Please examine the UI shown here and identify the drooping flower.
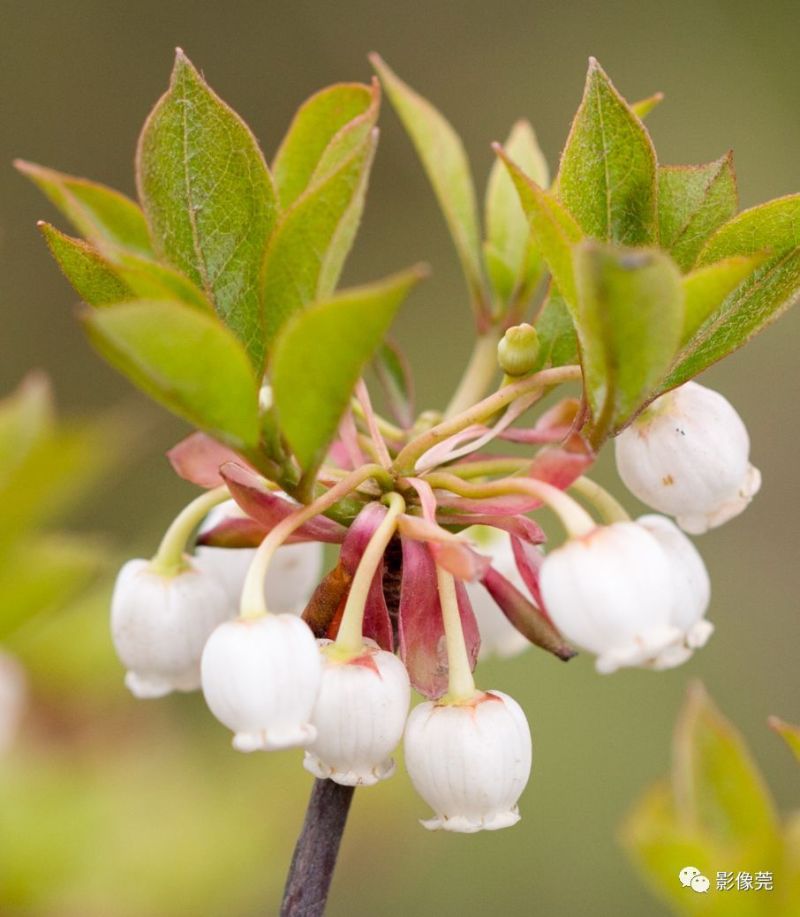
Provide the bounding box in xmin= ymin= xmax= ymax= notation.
xmin=637 ymin=514 xmax=713 ymax=664
xmin=304 ymin=639 xmax=410 ymax=785
xmin=200 ymin=614 xmax=322 ymax=752
xmin=111 ymin=558 xmax=232 ymax=698
xmin=195 ymin=500 xmax=323 ymax=613
xmin=404 ymin=690 xmax=532 ymax=833
xmin=615 ymin=382 xmax=761 ymax=534
xmin=539 ymin=522 xmax=684 ymax=673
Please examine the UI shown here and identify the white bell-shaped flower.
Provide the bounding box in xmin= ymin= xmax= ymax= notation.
xmin=615 ymin=381 xmax=761 ymax=534
xmin=111 ymin=558 xmax=232 ymax=698
xmin=539 ymin=522 xmax=684 ymax=673
xmin=304 ymin=639 xmax=410 ymax=786
xmin=404 ymin=690 xmax=532 ymax=833
xmin=0 ymin=650 xmax=27 ymax=754
xmin=465 ymin=527 xmax=532 ymax=660
xmin=195 ymin=500 xmax=323 ymax=613
xmin=201 ymin=613 xmax=322 ymax=752
xmin=637 ymin=514 xmax=713 ymax=665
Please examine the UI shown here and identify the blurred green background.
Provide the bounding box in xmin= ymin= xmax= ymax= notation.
xmin=1 ymin=1 xmax=798 ymax=914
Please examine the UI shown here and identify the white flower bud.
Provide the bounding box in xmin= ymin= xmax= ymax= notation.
xmin=404 ymin=691 xmax=532 ymax=833
xmin=111 ymin=558 xmax=232 ymax=698
xmin=615 ymin=382 xmax=761 ymax=534
xmin=201 ymin=614 xmax=322 ymax=752
xmin=303 ymin=640 xmax=410 ymax=786
xmin=539 ymin=522 xmax=684 ymax=673
xmin=196 ymin=500 xmax=323 ymax=613
xmin=637 ymin=514 xmax=713 ymax=663
xmin=465 ymin=527 xmax=532 ymax=659
xmin=0 ymin=650 xmax=26 ymax=754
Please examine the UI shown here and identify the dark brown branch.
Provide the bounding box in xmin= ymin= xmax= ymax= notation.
xmin=280 ymin=778 xmax=355 ymax=917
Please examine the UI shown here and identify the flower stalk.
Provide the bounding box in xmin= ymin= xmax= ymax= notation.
xmin=437 ymin=564 xmax=477 ymax=703
xmin=150 ymin=485 xmax=230 ymax=577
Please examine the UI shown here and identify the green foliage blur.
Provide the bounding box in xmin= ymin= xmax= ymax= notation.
xmin=1 ymin=1 xmax=798 ymax=915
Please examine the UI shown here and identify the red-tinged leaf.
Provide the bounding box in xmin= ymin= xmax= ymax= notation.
xmin=511 ymin=536 xmax=547 ymax=615
xmin=528 ymin=438 xmax=594 ymax=490
xmin=480 ymin=566 xmax=575 ymax=660
xmin=196 ymin=515 xmax=270 ymax=548
xmin=398 ymin=538 xmax=479 ymax=699
xmin=303 ymin=564 xmax=352 ymax=638
xmin=220 ymin=462 xmax=346 ymax=543
xmin=167 ymin=432 xmax=244 ymax=487
xmin=439 ymin=513 xmax=546 ymax=545
xmin=397 ymin=514 xmax=490 ymax=581
xmin=330 ymin=502 xmax=393 ymax=650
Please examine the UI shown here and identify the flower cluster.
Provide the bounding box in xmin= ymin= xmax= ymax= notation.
xmin=110 ymin=374 xmax=757 ymax=832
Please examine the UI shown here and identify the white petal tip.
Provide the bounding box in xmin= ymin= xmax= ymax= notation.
xmin=303 ymin=753 xmax=396 ymax=786
xmin=419 ymin=809 xmax=521 ymax=833
xmin=233 ymin=724 xmax=317 ymax=753
xmin=124 ymin=671 xmax=185 ymax=699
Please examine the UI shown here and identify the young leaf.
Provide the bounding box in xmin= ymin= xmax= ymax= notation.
xmin=696 ymin=193 xmax=800 ymax=263
xmin=40 ymin=223 xmax=214 ymax=312
xmin=261 ymin=131 xmax=378 ymax=348
xmin=530 ymin=286 xmax=578 ymax=371
xmin=372 ymin=340 xmax=415 ymax=429
xmin=272 ymin=81 xmax=378 ymax=208
xmin=673 ymin=682 xmax=778 ymax=844
xmin=664 ymin=195 xmax=800 ymax=387
xmin=630 ymin=91 xmax=664 ymax=120
xmin=136 ymin=50 xmax=278 ymax=365
xmin=39 ymin=223 xmax=134 ymax=307
xmin=82 ymin=300 xmax=260 ymax=449
xmin=658 ymin=154 xmax=738 ymax=271
xmin=108 ymin=251 xmax=213 ymax=312
xmin=14 ymin=159 xmax=153 ymax=256
xmin=680 ymin=255 xmax=764 ymax=343
xmin=573 ymin=241 xmax=683 ymax=440
xmin=494 ymin=146 xmax=582 ymax=307
xmin=271 ymin=267 xmax=426 ymax=471
xmin=557 ymin=59 xmax=657 ymax=245
xmin=485 ymin=119 xmax=549 ymax=307
xmin=370 ymin=54 xmax=488 ymax=319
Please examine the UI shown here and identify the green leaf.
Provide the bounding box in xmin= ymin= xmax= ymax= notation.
xmin=372 ymin=340 xmax=415 ymax=429
xmin=370 ymin=54 xmax=488 ymax=319
xmin=40 ymin=223 xmax=214 ymax=312
xmin=658 ymin=154 xmax=738 ymax=271
xmin=39 ymin=223 xmax=134 ymax=307
xmin=82 ymin=300 xmax=260 ymax=449
xmin=108 ymin=251 xmax=213 ymax=312
xmin=630 ymin=91 xmax=664 ymax=120
xmin=261 ymin=131 xmax=378 ymax=349
xmin=271 ymin=267 xmax=426 ymax=471
xmin=485 ymin=119 xmax=549 ymax=308
xmin=0 ymin=373 xmax=54 ymax=482
xmin=697 ymin=193 xmax=800 ymax=264
xmin=557 ymin=58 xmax=657 ymax=245
xmin=531 ymin=286 xmax=578 ymax=371
xmin=674 ymin=682 xmax=778 ymax=845
xmin=14 ymin=159 xmax=153 ymax=256
xmin=495 ymin=146 xmax=583 ymax=307
xmin=681 ymin=255 xmax=764 ymax=343
xmin=272 ymin=81 xmax=378 ymax=208
xmin=667 ymin=261 xmax=800 ymax=388
xmin=769 ymin=716 xmax=800 ymax=764
xmin=136 ymin=50 xmax=278 ymax=365
xmin=573 ymin=241 xmax=683 ymax=440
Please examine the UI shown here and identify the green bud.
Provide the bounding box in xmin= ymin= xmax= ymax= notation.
xmin=497 ymin=324 xmax=540 ymax=376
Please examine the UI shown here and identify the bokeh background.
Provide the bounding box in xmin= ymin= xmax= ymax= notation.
xmin=1 ymin=1 xmax=798 ymax=914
